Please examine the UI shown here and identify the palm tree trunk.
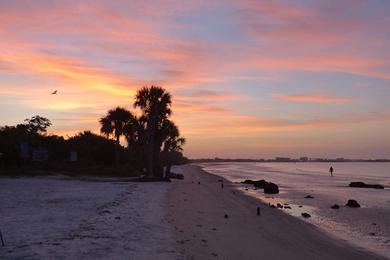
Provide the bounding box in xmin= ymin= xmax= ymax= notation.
xmin=153 ymin=145 xmax=162 ymax=179
xmin=115 ymin=136 xmax=120 ymax=166
xmin=147 ymin=114 xmax=157 ymax=179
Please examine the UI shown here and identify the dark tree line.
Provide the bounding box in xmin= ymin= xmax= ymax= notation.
xmin=0 ymin=86 xmax=188 ymax=177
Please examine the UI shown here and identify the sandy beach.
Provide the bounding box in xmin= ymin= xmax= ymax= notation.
xmin=0 ymin=176 xmax=181 ymax=259
xmin=0 ymin=166 xmax=388 ymax=259
xmin=168 ymin=165 xmax=387 ymax=260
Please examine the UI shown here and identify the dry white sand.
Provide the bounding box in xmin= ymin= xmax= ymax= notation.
xmin=0 ymin=175 xmax=182 ymax=259
xmin=168 ymin=165 xmax=387 ymax=260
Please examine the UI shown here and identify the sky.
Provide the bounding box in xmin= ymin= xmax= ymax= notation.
xmin=1 ymin=0 xmax=390 ymax=159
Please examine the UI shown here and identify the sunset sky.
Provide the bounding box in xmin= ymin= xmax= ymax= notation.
xmin=1 ymin=0 xmax=389 ymax=159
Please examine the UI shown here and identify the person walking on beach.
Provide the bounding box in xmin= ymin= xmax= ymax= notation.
xmin=329 ymin=166 xmax=334 ymax=177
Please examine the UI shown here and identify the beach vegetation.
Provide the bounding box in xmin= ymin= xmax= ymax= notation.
xmin=0 ymin=86 xmax=188 ymax=178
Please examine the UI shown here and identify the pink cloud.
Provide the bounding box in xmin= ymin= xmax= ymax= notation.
xmin=271 ymin=93 xmax=351 ymax=104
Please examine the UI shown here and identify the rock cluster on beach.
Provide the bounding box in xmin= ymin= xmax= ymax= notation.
xmin=241 ymin=179 xmax=279 ymax=194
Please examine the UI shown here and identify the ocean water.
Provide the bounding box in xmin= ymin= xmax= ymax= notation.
xmin=200 ymin=162 xmax=390 ymax=184
xmin=199 ymin=162 xmax=390 ymax=257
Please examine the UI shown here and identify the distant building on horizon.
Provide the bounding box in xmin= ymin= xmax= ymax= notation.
xmin=275 ymin=157 xmax=291 ymax=162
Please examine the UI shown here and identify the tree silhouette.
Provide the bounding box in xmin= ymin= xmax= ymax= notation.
xmin=99 ymin=107 xmax=134 ymax=165
xmin=68 ymin=131 xmax=116 ymax=166
xmin=23 ymin=115 xmax=51 ymax=135
xmin=99 ymin=117 xmax=113 ymax=139
xmin=134 ymin=86 xmax=172 ymax=179
xmin=161 ymin=120 xmax=186 ymax=176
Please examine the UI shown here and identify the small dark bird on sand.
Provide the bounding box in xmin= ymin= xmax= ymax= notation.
xmin=51 ymin=90 xmax=57 ymax=95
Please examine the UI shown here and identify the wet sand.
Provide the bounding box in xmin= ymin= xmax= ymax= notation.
xmin=168 ymin=165 xmax=386 ymax=260
xmin=200 ymin=162 xmax=390 ymax=257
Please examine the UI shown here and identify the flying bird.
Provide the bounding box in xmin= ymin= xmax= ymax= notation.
xmin=51 ymin=90 xmax=57 ymax=95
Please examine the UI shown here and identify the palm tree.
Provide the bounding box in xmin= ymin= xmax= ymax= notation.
xmin=123 ymin=115 xmax=142 ymax=148
xmin=99 ymin=117 xmax=113 ymax=139
xmin=161 ymin=120 xmax=186 ymax=177
xmin=99 ymin=107 xmax=134 ymax=165
xmin=134 ymin=86 xmax=172 ymax=179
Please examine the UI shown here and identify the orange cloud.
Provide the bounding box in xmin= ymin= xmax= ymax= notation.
xmin=271 ymin=93 xmax=351 ymax=104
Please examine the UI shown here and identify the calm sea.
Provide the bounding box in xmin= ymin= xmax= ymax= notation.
xmin=200 ymin=162 xmax=390 ymax=184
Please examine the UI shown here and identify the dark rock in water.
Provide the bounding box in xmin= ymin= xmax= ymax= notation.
xmin=241 ymin=179 xmax=279 ymax=194
xmin=298 ymin=205 xmax=303 ymax=208
xmin=115 ymin=216 xmax=121 ymax=220
xmin=242 ymin=179 xmax=268 ymax=188
xmin=331 ymin=204 xmax=340 ymax=209
xmin=242 ymin=179 xmax=255 ymax=184
xmin=304 ymin=195 xmax=314 ymax=199
xmin=277 ymin=203 xmax=283 ymax=208
xmin=349 ymin=182 xmax=384 ymax=189
xmin=269 ymin=203 xmax=276 ymax=208
xmin=301 ymin=213 xmax=311 ymax=218
xmin=369 ymin=232 xmax=376 ymax=236
xmin=198 ymin=181 xmax=200 ymax=185
xmin=346 ymin=199 xmax=360 ymax=208
xmin=284 ymin=206 xmax=291 ymax=209
xmin=253 ymin=180 xmax=269 ymax=189
xmin=224 ymin=214 xmax=229 ymax=219
xmin=264 ymin=182 xmax=279 ymax=194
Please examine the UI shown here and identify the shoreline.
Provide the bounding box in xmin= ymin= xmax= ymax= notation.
xmin=199 ymin=162 xmax=390 ymax=258
xmin=168 ymin=164 xmax=386 ymax=259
